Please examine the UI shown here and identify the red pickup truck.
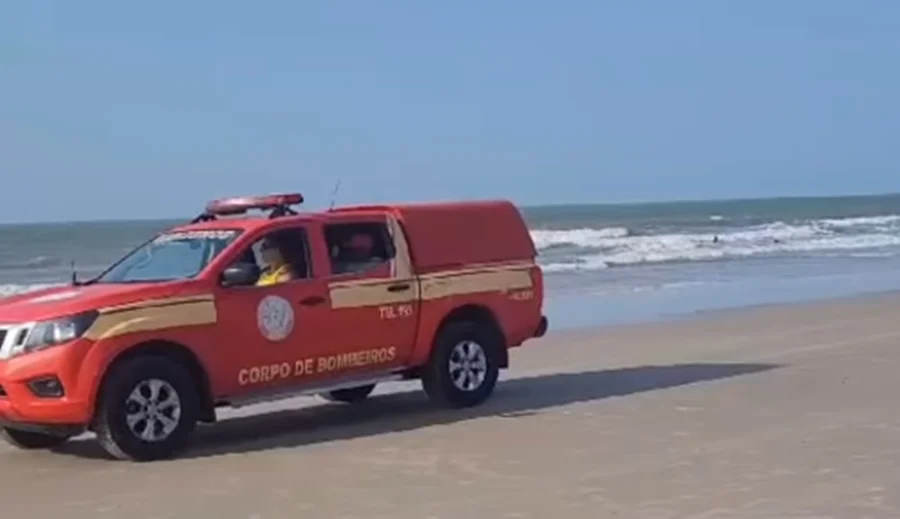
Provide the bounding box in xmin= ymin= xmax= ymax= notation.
xmin=0 ymin=193 xmax=547 ymax=461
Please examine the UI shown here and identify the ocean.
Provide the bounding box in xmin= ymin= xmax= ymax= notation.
xmin=4 ymin=193 xmax=900 ymax=329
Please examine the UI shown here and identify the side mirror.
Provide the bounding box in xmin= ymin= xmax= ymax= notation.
xmin=220 ymin=263 xmax=261 ymax=287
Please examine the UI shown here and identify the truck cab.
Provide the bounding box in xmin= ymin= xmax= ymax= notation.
xmin=0 ymin=193 xmax=547 ymax=461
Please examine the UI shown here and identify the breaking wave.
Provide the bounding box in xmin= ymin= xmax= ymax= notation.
xmin=0 ymin=256 xmax=64 ymax=271
xmin=2 ymin=214 xmax=900 ymax=298
xmin=0 ymin=283 xmax=63 ymax=298
xmin=533 ymin=214 xmax=900 ymax=273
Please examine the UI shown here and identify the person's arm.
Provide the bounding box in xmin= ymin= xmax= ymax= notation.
xmin=274 ymin=271 xmax=293 ymax=283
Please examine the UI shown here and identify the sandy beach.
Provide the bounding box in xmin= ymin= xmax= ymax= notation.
xmin=2 ymin=291 xmax=900 ymax=518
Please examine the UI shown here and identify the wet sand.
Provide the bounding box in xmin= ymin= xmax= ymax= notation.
xmin=3 ymin=292 xmax=900 ymax=518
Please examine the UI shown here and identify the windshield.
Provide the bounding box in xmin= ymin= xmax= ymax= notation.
xmin=95 ymin=229 xmax=241 ymax=284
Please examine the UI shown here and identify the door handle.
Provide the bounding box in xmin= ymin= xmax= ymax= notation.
xmin=299 ymin=295 xmax=326 ymax=306
xmin=387 ymin=283 xmax=411 ymax=293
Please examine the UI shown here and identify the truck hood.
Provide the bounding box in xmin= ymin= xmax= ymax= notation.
xmin=0 ymin=282 xmax=198 ymax=324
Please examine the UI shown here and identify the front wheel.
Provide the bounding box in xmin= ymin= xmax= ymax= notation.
xmin=93 ymin=356 xmax=199 ymax=461
xmin=422 ymin=320 xmax=501 ymax=408
xmin=1 ymin=427 xmax=72 ymax=450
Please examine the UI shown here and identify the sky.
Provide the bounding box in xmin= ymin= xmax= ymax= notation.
xmin=2 ymin=1 xmax=900 ymax=223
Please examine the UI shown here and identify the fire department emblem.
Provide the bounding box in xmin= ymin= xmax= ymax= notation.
xmin=257 ymin=295 xmax=294 ymax=342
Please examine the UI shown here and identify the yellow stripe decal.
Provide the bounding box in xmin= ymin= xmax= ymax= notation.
xmin=421 ymin=268 xmax=532 ymax=301
xmin=419 ymin=261 xmax=535 ymax=280
xmin=85 ymin=297 xmax=218 ymax=340
xmin=329 ymin=278 xmax=419 ymax=309
xmin=100 ymin=294 xmax=216 ymax=314
xmin=326 ymin=263 xmax=534 ymax=309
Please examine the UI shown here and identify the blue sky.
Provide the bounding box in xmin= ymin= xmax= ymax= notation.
xmin=2 ymin=1 xmax=900 ymax=223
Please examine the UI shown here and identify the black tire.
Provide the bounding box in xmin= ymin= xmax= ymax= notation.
xmin=93 ymin=355 xmax=199 ymax=462
xmin=421 ymin=320 xmax=501 ymax=408
xmin=1 ymin=427 xmax=71 ymax=450
xmin=319 ymin=384 xmax=377 ymax=403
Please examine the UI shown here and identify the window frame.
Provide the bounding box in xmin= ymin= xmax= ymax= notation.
xmin=219 ymin=224 xmax=315 ymax=290
xmin=323 ymin=220 xmax=396 ymax=279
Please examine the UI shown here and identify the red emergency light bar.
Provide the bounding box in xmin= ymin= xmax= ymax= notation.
xmin=193 ymin=193 xmax=304 ymax=222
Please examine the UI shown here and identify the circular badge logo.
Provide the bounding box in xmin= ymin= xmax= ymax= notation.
xmin=256 ymin=295 xmax=295 ymax=342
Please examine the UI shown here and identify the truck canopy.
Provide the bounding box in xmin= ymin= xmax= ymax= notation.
xmin=334 ymin=200 xmax=535 ymax=271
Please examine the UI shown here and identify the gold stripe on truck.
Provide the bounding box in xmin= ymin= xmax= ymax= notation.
xmin=420 ymin=260 xmax=536 ymax=280
xmin=326 ymin=262 xmax=534 ymax=309
xmin=80 ymin=262 xmax=535 ymax=338
xmin=329 ymin=278 xmax=420 ymax=309
xmin=420 ymin=266 xmax=533 ymax=301
xmin=101 ymin=294 xmax=216 ymax=314
xmin=84 ymin=294 xmax=218 ymax=341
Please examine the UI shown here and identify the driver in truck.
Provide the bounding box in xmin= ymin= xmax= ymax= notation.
xmin=256 ymin=237 xmax=296 ymax=286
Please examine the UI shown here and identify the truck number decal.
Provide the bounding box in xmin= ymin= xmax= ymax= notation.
xmin=509 ymin=289 xmax=534 ymax=301
xmin=379 ymin=303 xmax=414 ymax=320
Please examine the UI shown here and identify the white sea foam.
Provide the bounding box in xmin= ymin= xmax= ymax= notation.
xmin=2 ymin=214 xmax=899 ymax=297
xmin=533 ymin=214 xmax=900 ymax=272
xmin=817 ymin=215 xmax=900 ymax=228
xmin=0 ymin=283 xmax=63 ymax=299
xmin=530 ymin=227 xmax=630 ymax=249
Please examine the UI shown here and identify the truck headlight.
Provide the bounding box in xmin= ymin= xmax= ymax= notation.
xmin=15 ymin=310 xmax=99 ymax=356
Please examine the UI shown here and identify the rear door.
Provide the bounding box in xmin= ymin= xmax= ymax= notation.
xmin=320 ymin=212 xmax=420 ymax=373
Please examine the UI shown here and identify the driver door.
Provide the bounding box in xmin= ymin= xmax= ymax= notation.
xmin=212 ymin=224 xmax=333 ymax=397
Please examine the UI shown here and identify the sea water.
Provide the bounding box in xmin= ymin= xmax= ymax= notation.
xmin=3 ymin=193 xmax=900 ymax=330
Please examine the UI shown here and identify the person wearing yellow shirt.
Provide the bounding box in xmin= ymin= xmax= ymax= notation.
xmin=256 ymin=237 xmax=296 ymax=286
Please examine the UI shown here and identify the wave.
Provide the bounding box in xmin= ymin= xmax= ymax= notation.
xmin=0 ymin=283 xmax=63 ymax=298
xmin=0 ymin=256 xmax=64 ymax=271
xmin=534 ymin=214 xmax=900 ymax=273
xmin=2 ymin=214 xmax=898 ymax=295
xmin=817 ymin=215 xmax=900 ymax=228
xmin=530 ymin=226 xmax=630 ymax=249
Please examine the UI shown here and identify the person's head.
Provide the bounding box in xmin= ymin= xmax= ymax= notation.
xmin=259 ymin=237 xmax=286 ymax=268
xmin=343 ymin=233 xmax=373 ymax=259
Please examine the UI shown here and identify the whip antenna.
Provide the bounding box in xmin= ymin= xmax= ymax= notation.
xmin=328 ymin=178 xmax=342 ymax=210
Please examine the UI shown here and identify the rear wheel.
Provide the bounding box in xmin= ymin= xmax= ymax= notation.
xmin=1 ymin=427 xmax=72 ymax=450
xmin=422 ymin=320 xmax=501 ymax=408
xmin=93 ymin=356 xmax=199 ymax=461
xmin=319 ymin=384 xmax=376 ymax=403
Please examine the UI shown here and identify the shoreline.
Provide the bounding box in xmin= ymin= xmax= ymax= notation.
xmin=541 ymin=285 xmax=900 ymax=341
xmin=542 ymin=263 xmax=900 ymax=332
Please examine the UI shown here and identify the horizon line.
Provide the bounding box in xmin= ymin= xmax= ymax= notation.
xmin=3 ymin=190 xmax=900 ymax=227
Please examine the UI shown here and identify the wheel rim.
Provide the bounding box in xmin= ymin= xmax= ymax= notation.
xmin=449 ymin=340 xmax=488 ymax=392
xmin=124 ymin=378 xmax=182 ymax=443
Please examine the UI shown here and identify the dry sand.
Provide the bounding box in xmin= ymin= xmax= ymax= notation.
xmin=3 ymin=292 xmax=900 ymax=518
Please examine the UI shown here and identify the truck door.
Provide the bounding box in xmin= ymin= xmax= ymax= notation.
xmin=212 ymin=223 xmax=335 ymax=396
xmin=320 ymin=213 xmax=420 ymax=373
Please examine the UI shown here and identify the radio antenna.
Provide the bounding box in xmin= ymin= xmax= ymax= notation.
xmin=328 ymin=178 xmax=342 ymax=210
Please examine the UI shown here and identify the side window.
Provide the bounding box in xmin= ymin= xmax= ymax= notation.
xmin=231 ymin=227 xmax=312 ymax=283
xmin=324 ymin=221 xmax=395 ymax=276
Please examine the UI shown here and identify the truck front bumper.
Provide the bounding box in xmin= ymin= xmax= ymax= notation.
xmin=0 ymin=344 xmax=93 ymax=428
